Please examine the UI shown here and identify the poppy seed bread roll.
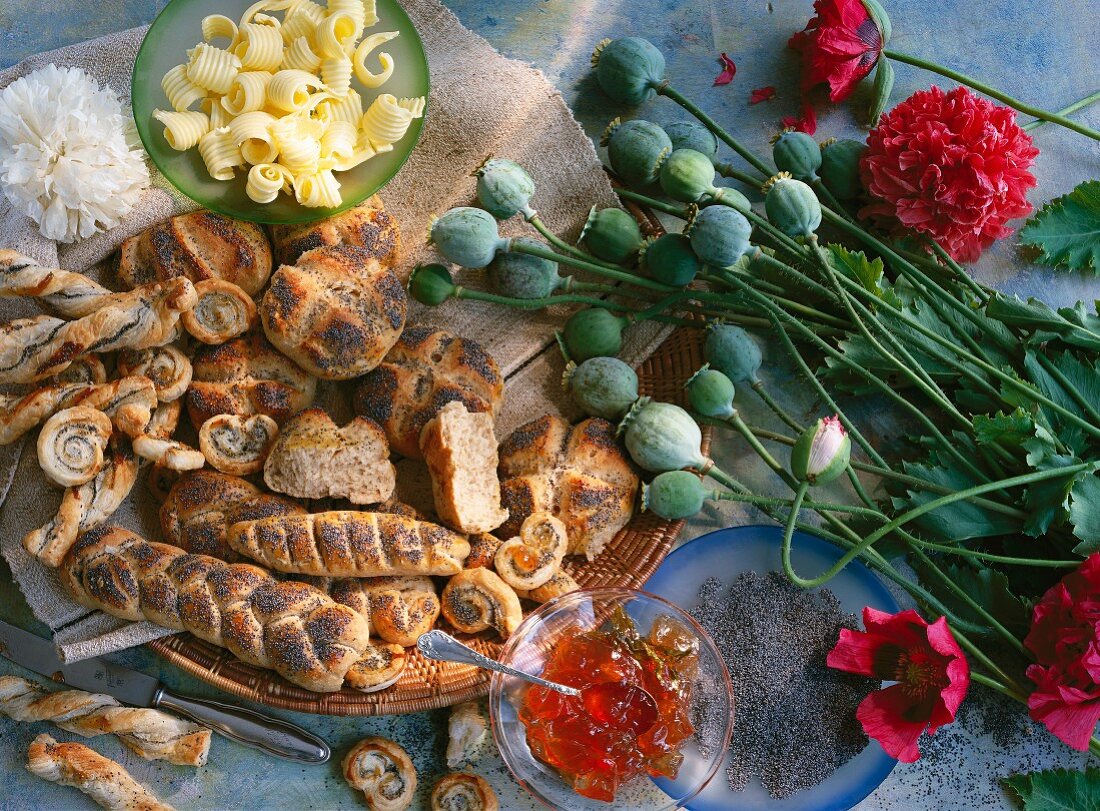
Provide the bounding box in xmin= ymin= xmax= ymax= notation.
xmin=269 ymin=194 xmax=401 ymax=269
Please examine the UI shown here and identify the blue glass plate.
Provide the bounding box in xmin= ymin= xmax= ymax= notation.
xmin=644 ymin=525 xmax=899 ymax=811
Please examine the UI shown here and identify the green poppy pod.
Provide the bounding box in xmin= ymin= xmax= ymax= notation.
xmin=687 ymin=205 xmax=752 ymax=267
xmin=603 ymin=118 xmax=672 ymax=187
xmin=408 ymin=264 xmax=458 ymax=306
xmin=772 ymin=131 xmax=822 ymax=182
xmin=820 ymin=138 xmax=868 ymax=201
xmin=592 ymin=37 xmax=666 ymax=105
xmin=563 ymin=356 xmax=639 ymax=419
xmin=664 ymin=120 xmax=719 ymax=158
xmin=619 ymin=397 xmax=708 ymax=473
xmin=474 ymin=158 xmax=536 ymax=220
xmin=429 ymin=207 xmax=507 ymax=269
xmin=685 ymin=364 xmax=736 ymax=419
xmin=642 ymin=233 xmax=700 ymax=287
xmin=763 ymin=174 xmax=822 ymax=238
xmin=642 ymin=470 xmax=707 ymax=520
xmin=659 ymin=148 xmax=719 ymax=203
xmin=791 ymin=415 xmax=851 ymax=485
xmin=580 ymin=206 xmax=643 ymax=264
xmin=487 ymin=238 xmax=566 ymax=299
xmin=561 ymin=308 xmax=629 ymax=362
xmin=704 ymin=323 xmax=761 ymax=384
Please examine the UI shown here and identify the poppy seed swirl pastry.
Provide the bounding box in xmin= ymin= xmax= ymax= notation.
xmin=37 ymin=406 xmax=113 ymax=487
xmin=317 ymin=576 xmax=440 ymax=648
xmin=342 ymin=737 xmax=417 ymax=811
xmin=198 ymin=413 xmax=279 ymax=475
xmin=430 ymin=773 xmax=499 ymax=811
xmin=117 ymin=346 xmax=193 ymax=403
xmin=181 ymin=279 xmax=257 ymax=344
xmin=440 ymin=568 xmax=522 ymax=638
xmin=494 ymin=512 xmax=568 ymax=592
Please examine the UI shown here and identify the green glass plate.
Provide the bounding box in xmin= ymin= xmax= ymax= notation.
xmin=132 ymin=0 xmax=429 ymax=224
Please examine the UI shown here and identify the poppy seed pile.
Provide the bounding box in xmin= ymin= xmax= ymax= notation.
xmin=690 ymin=572 xmax=877 ymax=799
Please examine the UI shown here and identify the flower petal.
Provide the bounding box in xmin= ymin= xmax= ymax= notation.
xmin=856 ymin=684 xmax=930 ymax=762
xmin=750 ymin=86 xmax=777 ymax=105
xmin=714 ymin=53 xmax=736 ymax=86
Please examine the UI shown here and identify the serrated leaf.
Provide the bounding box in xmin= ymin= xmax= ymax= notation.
xmin=1023 ymin=452 xmax=1081 ymax=537
xmin=986 ymin=295 xmax=1100 ymax=352
xmin=972 ymin=409 xmax=1035 ymax=448
xmin=1069 ymin=473 xmax=1100 ymax=555
xmin=1003 ymin=766 xmax=1100 ymax=811
xmin=913 ymin=560 xmax=1030 ymax=638
xmin=827 ymin=243 xmax=898 ymax=304
xmin=894 ymin=458 xmax=1021 ymax=541
xmin=1019 ymin=180 xmax=1100 ymax=273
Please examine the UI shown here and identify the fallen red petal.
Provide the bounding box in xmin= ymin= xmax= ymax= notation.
xmin=750 ymin=86 xmax=777 ymax=105
xmin=713 ymin=53 xmax=736 ymax=86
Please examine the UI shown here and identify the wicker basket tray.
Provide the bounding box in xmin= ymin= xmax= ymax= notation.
xmin=147 ymin=198 xmax=710 ymax=716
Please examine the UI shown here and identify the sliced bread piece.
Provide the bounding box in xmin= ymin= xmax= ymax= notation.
xmin=419 ymin=401 xmax=508 ymax=534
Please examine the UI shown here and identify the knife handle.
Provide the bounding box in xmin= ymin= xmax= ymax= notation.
xmin=153 ymin=687 xmax=330 ymax=763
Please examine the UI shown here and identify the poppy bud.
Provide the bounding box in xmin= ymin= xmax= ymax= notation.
xmin=580 ymin=206 xmax=643 ymax=264
xmin=408 ymin=264 xmax=458 ymax=306
xmin=763 ymin=173 xmax=822 ymax=238
xmin=791 ymin=415 xmax=851 ymax=485
xmin=664 ymin=120 xmax=719 ymax=158
xmin=592 ymin=37 xmax=666 ymax=105
xmin=429 ymin=207 xmax=508 ymax=268
xmin=819 ymin=138 xmax=867 ymax=201
xmin=487 ymin=237 xmax=567 ymax=299
xmin=868 ymin=57 xmax=895 ymax=126
xmin=772 ymin=130 xmax=822 ymax=182
xmin=603 ymin=118 xmax=672 ymax=186
xmin=561 ymin=308 xmax=629 ymax=362
xmin=685 ymin=364 xmax=736 ymax=419
xmin=474 ymin=157 xmax=536 ymax=220
xmin=686 ymin=205 xmax=752 ymax=267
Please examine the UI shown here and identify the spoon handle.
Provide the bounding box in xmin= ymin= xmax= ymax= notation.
xmin=416 ymin=630 xmax=581 ymax=697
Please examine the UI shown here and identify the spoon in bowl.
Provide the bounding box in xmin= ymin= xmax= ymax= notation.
xmin=417 ymin=630 xmax=659 ymax=734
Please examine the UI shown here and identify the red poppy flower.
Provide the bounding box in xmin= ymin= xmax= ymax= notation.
xmin=714 ymin=53 xmax=736 ymax=86
xmin=1023 ymin=554 xmax=1100 ymax=750
xmin=782 ymin=111 xmax=816 ymax=134
xmin=788 ymin=0 xmax=884 ymax=103
xmin=750 ymin=86 xmax=777 ymax=105
xmin=827 ymin=607 xmax=970 ymax=762
xmin=859 ymin=85 xmax=1039 ymax=262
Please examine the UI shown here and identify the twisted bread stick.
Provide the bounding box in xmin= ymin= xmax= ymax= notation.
xmin=0 ymin=376 xmax=158 ymax=445
xmin=0 ymin=676 xmax=210 ymax=766
xmin=0 ymin=250 xmax=113 ymax=318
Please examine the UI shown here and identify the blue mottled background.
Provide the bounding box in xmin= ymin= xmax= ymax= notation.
xmin=1 ymin=1 xmax=1098 ymax=809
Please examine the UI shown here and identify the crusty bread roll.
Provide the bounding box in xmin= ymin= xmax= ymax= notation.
xmin=419 ymin=401 xmax=508 ymax=534
xmin=441 ymin=568 xmax=522 ymax=638
xmin=117 ymin=210 xmax=273 ymax=296
xmin=317 ymin=576 xmax=440 ymax=647
xmin=59 ymin=526 xmax=372 ymax=692
xmin=227 ymin=511 xmax=470 ymax=577
xmin=269 ymin=194 xmax=401 ymax=269
xmin=354 ymin=326 xmax=504 ymax=459
xmin=259 ymin=244 xmax=407 ymax=380
xmin=463 ymin=533 xmax=503 ymax=570
xmin=342 ymin=736 xmax=417 ymax=811
xmin=26 ymin=733 xmax=176 ymax=811
xmin=0 ymin=676 xmax=210 ymax=767
xmin=497 ymin=415 xmax=639 ymax=561
xmin=263 ymin=409 xmax=395 ymax=504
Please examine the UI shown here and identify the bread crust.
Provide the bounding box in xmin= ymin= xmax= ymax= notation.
xmin=269 ymin=195 xmax=401 ymax=270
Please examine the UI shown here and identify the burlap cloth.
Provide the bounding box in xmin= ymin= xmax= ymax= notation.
xmin=0 ymin=0 xmax=668 ymax=663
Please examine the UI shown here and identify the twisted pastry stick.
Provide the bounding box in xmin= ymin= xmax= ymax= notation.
xmin=342 ymin=737 xmax=417 ymax=811
xmin=0 ymin=376 xmax=157 ymax=445
xmin=494 ymin=512 xmax=568 ymax=591
xmin=118 ymin=346 xmax=193 ymax=402
xmin=0 ymin=277 xmax=196 ymax=383
xmin=24 ymin=436 xmax=138 ymax=567
xmin=0 ymin=250 xmax=113 ymax=318
xmin=37 ymin=406 xmax=113 ymax=487
xmin=59 ymin=525 xmax=373 ymax=692
xmin=0 ymin=676 xmax=210 ymax=766
xmin=198 ymin=413 xmax=278 ymax=475
xmin=181 ymin=279 xmax=257 ymax=344
xmin=26 ymin=733 xmax=176 ymax=811
xmin=132 ymin=436 xmax=206 ymax=471
xmin=440 ymin=568 xmax=522 ymax=638
xmin=145 ymin=400 xmax=182 ymax=441
xmin=430 ymin=773 xmax=499 ymax=811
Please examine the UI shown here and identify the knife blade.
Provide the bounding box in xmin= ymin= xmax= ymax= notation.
xmin=0 ymin=620 xmax=330 ymax=764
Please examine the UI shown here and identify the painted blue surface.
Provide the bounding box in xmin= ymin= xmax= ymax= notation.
xmin=1 ymin=0 xmax=1098 ymax=809
xmin=644 ymin=525 xmax=899 ymax=811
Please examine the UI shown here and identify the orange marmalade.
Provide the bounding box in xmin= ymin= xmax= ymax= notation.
xmin=518 ymin=608 xmax=699 ymax=802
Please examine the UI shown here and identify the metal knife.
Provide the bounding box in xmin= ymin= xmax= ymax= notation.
xmin=0 ymin=620 xmax=330 ymax=764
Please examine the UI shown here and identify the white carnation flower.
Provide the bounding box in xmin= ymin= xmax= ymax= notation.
xmin=0 ymin=64 xmax=150 ymax=243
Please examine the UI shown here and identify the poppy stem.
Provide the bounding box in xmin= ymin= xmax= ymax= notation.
xmin=750 ymin=380 xmax=804 ymax=433
xmin=1022 ymin=89 xmax=1100 ymax=132
xmin=527 ymin=213 xmax=616 ymax=267
xmin=969 ymin=673 xmax=1027 ymax=704
xmin=882 ymin=49 xmax=1100 ymax=141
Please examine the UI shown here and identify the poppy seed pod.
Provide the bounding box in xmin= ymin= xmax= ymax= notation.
xmin=686 ymin=205 xmax=752 ymax=267
xmin=664 ymin=120 xmax=719 ymax=158
xmin=487 ymin=237 xmax=567 ymax=299
xmin=642 ymin=233 xmax=700 ymax=287
xmin=763 ymin=173 xmax=822 ymax=238
xmin=819 ymin=138 xmax=868 ymax=201
xmin=685 ymin=364 xmax=736 ymax=419
xmin=643 ymin=470 xmax=707 ymax=520
xmin=580 ymin=206 xmax=643 ymax=264
xmin=592 ymin=37 xmax=666 ymax=104
xmin=564 ymin=356 xmax=639 ymax=419
xmin=619 ymin=397 xmax=709 ymax=473
xmin=772 ymin=130 xmax=822 ymax=182
xmin=561 ymin=308 xmax=630 ymax=362
xmin=603 ymin=118 xmax=672 ymax=186
xmin=791 ymin=415 xmax=851 ymax=485
xmin=704 ymin=323 xmax=761 ymax=384
xmin=474 ymin=157 xmax=536 ymax=220
xmin=408 ymin=264 xmax=458 ymax=306
xmin=429 ymin=207 xmax=508 ymax=268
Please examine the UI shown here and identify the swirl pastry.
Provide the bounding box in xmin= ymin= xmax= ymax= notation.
xmin=463 ymin=533 xmax=502 ymax=570
xmin=446 ymin=701 xmax=487 ymax=769
xmin=23 ymin=437 xmax=138 ymax=567
xmin=145 ymin=400 xmax=183 ymax=441
xmin=51 ymin=356 xmax=107 ymax=385
xmin=342 ymin=737 xmax=417 ymax=811
xmin=0 ymin=377 xmax=157 ymax=445
xmin=0 ymin=277 xmax=196 ymax=384
xmin=343 ymin=641 xmax=406 ymax=694
xmin=430 ymin=774 xmax=499 ymax=811
xmin=514 ymin=570 xmax=580 ymax=604
xmin=494 ymin=513 xmax=568 ymax=592
xmin=335 ymin=576 xmax=439 ymax=647
xmin=118 ymin=346 xmax=193 ymax=403
xmin=132 ymin=436 xmax=206 ymax=471
xmin=181 ymin=279 xmax=258 ymax=344
xmin=198 ymin=413 xmax=278 ymax=475
xmin=37 ymin=407 xmax=113 ymax=487
xmin=441 ymin=569 xmax=522 ymax=638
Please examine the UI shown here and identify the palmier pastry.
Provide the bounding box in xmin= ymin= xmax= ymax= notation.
xmin=269 ymin=195 xmax=400 ymax=268
xmin=494 ymin=513 xmax=568 ymax=591
xmin=117 ymin=210 xmax=273 ymax=296
xmin=259 ymin=244 xmax=407 ymax=380
xmin=181 ymin=278 xmax=257 ymax=344
xmin=37 ymin=407 xmax=113 ymax=487
xmin=342 ymin=737 xmax=417 ymax=811
xmin=198 ymin=413 xmax=279 ymax=475
xmin=514 ymin=570 xmax=580 ymax=604
xmin=354 ymin=326 xmax=503 ymax=459
xmin=441 ymin=568 xmax=522 ymax=638
xmin=117 ymin=346 xmax=193 ymax=403
xmin=431 ymin=774 xmax=499 ymax=811
xmin=132 ymin=436 xmax=205 ymax=471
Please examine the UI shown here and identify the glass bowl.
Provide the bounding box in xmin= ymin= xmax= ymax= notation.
xmin=131 ymin=0 xmax=430 ymax=224
xmin=489 ymin=588 xmax=733 ymax=811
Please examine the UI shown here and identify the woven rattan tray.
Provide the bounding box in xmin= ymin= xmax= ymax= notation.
xmin=147 ymin=199 xmax=710 ymax=716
